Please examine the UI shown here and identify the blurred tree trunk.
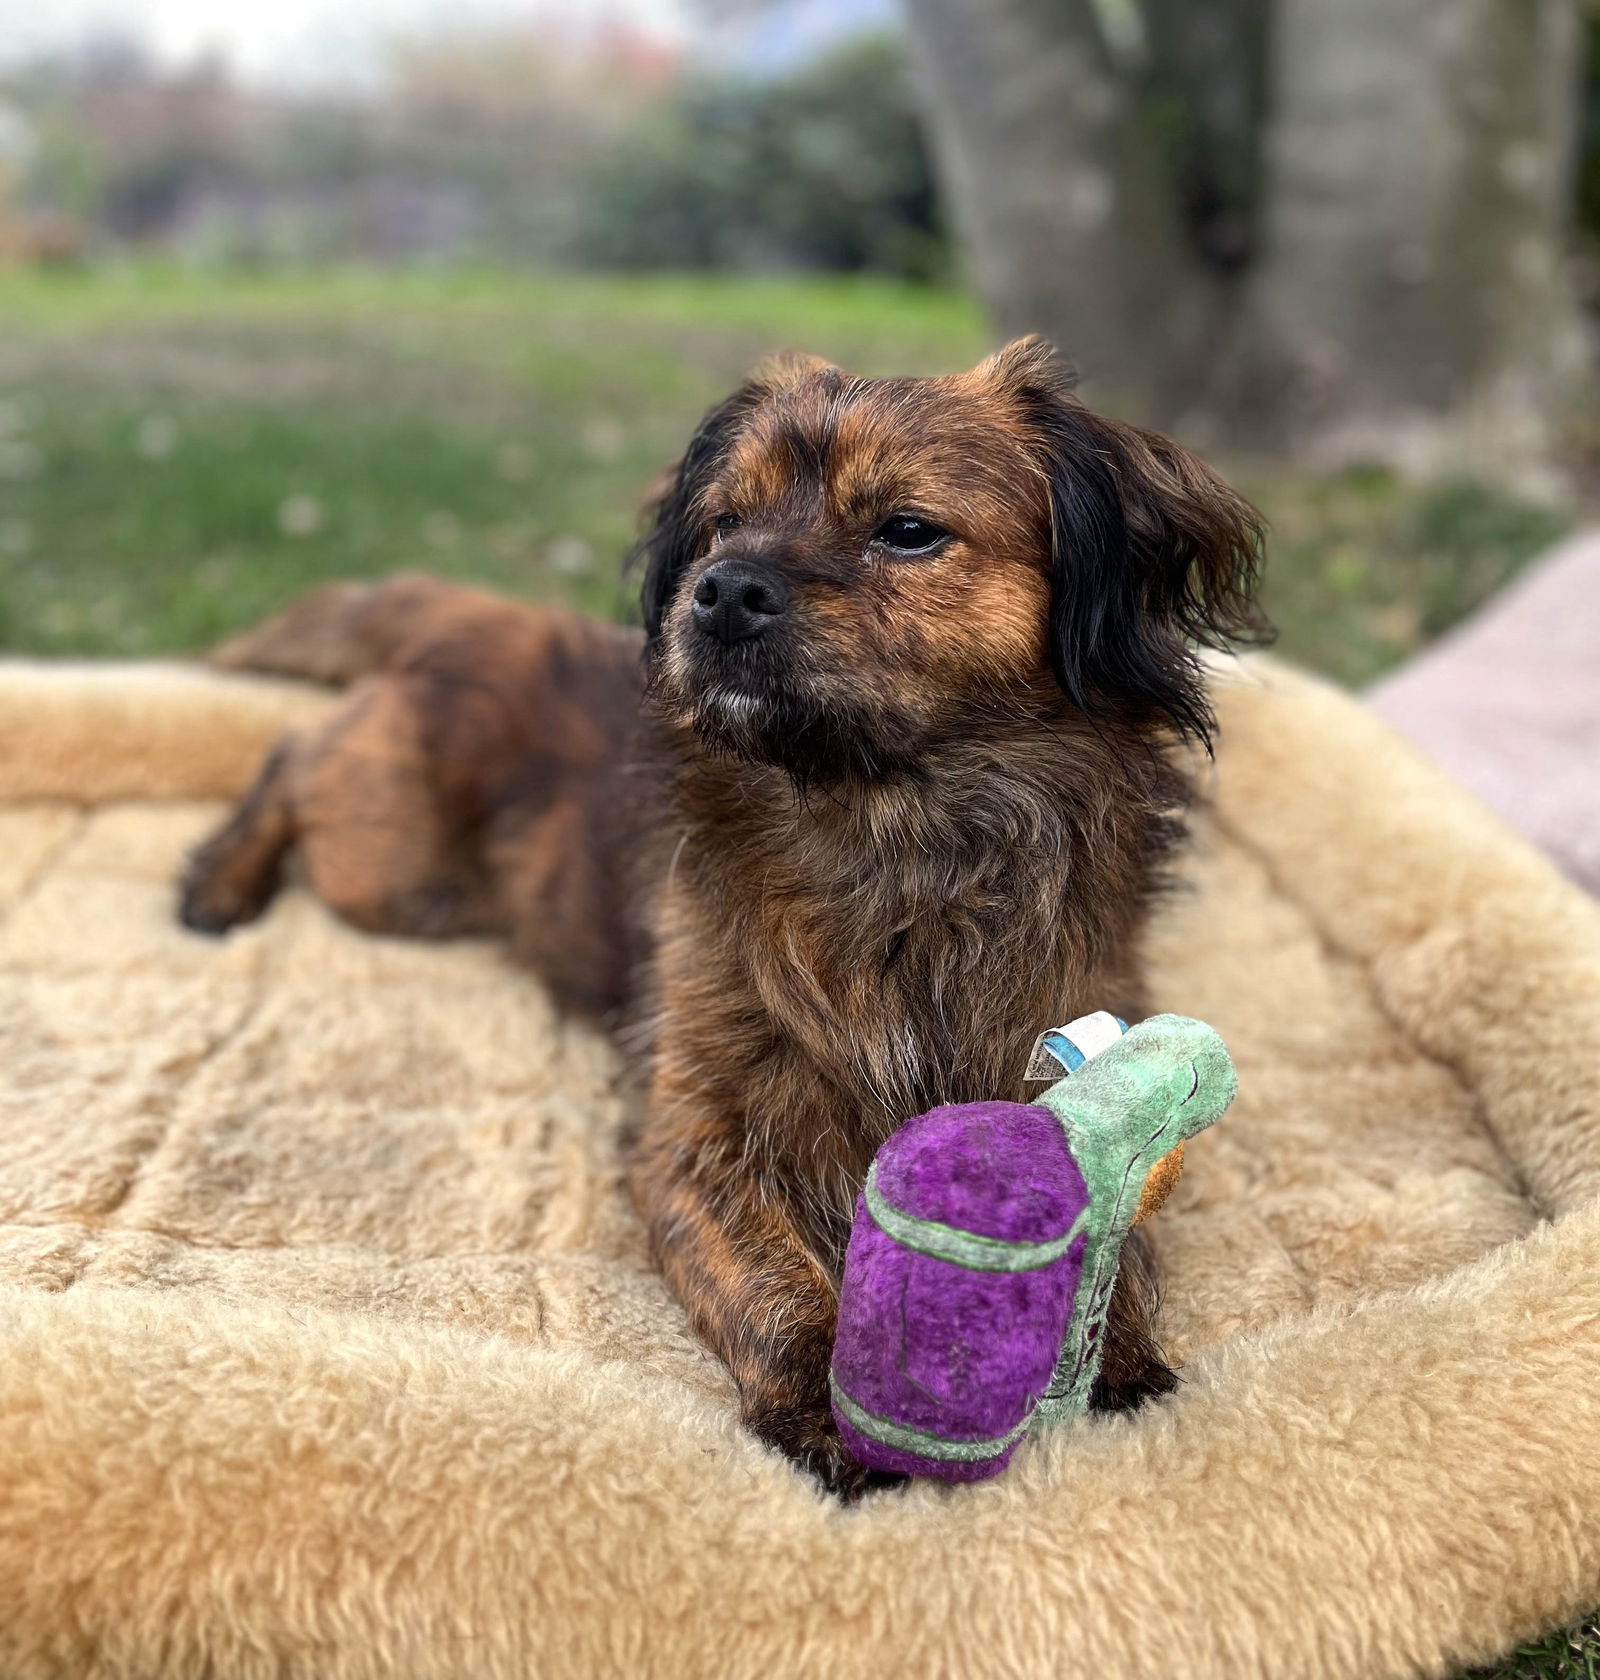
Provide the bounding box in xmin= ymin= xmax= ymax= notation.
xmin=1229 ymin=0 xmax=1582 ymax=476
xmin=901 ymin=0 xmax=1204 ymax=420
xmin=902 ymin=0 xmax=1586 ymax=482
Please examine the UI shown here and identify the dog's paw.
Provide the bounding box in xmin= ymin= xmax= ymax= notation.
xmin=176 ymin=841 xmax=277 ymax=935
xmin=746 ymin=1403 xmax=909 ymax=1504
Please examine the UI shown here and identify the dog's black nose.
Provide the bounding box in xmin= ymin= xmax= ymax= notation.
xmin=692 ymin=559 xmax=789 ymax=645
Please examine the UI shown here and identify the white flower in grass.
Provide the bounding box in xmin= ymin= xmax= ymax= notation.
xmin=581 ymin=416 xmax=624 ymax=461
xmin=0 ymin=440 xmax=42 ymax=479
xmin=136 ymin=415 xmax=179 ymax=460
xmin=547 ymin=535 xmax=593 ymax=575
xmin=277 ymin=494 xmax=324 ymax=538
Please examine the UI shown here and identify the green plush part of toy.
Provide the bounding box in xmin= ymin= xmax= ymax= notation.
xmin=1031 ymin=1014 xmax=1237 ymax=1422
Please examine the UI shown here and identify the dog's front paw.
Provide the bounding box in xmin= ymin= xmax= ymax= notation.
xmin=177 ymin=839 xmax=275 ymax=935
xmin=175 ymin=743 xmax=295 ymax=936
xmin=746 ymin=1403 xmax=908 ymax=1503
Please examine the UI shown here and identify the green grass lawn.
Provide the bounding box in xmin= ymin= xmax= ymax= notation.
xmin=0 ymin=264 xmax=1588 ymax=1679
xmin=0 ymin=264 xmax=1568 ymax=683
xmin=1463 ymin=1621 xmax=1600 ymax=1680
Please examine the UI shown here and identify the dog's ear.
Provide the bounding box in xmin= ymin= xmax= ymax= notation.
xmin=636 ymin=380 xmax=766 ymax=647
xmin=981 ymin=337 xmax=1269 ymax=746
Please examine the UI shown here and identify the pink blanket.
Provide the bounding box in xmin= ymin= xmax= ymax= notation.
xmin=1370 ymin=529 xmax=1600 ymax=893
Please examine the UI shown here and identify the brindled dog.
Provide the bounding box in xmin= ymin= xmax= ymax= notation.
xmin=179 ymin=337 xmax=1266 ymax=1497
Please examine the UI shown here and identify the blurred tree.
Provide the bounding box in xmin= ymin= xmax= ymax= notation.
xmin=573 ymin=35 xmax=947 ymax=280
xmin=902 ymin=0 xmax=1587 ymax=479
xmin=1577 ymin=3 xmax=1600 ymax=298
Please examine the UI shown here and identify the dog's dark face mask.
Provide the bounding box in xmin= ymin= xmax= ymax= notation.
xmin=636 ymin=340 xmax=1267 ymax=786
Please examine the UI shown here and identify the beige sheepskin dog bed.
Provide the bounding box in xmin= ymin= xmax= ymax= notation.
xmin=1 ymin=653 xmax=1598 ymax=1680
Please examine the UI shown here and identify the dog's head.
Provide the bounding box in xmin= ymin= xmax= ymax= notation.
xmin=639 ymin=337 xmax=1266 ymax=782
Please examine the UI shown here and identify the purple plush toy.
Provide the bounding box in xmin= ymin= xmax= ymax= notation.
xmin=829 ymin=1012 xmax=1236 ymax=1481
xmin=829 ymin=1101 xmax=1089 ymax=1480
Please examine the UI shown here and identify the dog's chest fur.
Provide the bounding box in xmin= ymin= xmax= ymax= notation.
xmin=651 ymin=719 xmax=1173 ymax=1207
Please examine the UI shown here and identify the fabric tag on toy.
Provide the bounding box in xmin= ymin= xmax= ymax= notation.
xmin=1023 ymin=1011 xmax=1128 ymax=1083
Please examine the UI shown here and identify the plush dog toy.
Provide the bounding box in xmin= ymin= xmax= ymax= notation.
xmin=829 ymin=1013 xmax=1236 ymax=1481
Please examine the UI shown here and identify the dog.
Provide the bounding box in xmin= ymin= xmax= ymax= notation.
xmin=179 ymin=336 xmax=1266 ymax=1497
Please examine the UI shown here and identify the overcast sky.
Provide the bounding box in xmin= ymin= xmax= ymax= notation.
xmin=0 ymin=0 xmax=694 ymax=86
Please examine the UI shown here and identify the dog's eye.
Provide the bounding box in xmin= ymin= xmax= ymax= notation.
xmin=873 ymin=515 xmax=948 ymax=555
xmin=713 ymin=512 xmax=743 ymax=534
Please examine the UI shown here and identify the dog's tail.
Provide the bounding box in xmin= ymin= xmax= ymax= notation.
xmin=208 ymin=574 xmax=461 ymax=687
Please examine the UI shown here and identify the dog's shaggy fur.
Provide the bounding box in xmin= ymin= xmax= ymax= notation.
xmin=179 ymin=337 xmax=1265 ymax=1495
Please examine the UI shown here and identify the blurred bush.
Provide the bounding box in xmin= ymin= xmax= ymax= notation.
xmin=570 ymin=37 xmax=946 ymax=280
xmin=0 ymin=29 xmax=668 ymax=268
xmin=0 ymin=31 xmax=944 ymax=281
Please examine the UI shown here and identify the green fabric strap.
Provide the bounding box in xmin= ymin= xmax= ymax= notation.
xmin=864 ymin=1159 xmax=1088 ymax=1273
xmin=829 ymin=1376 xmax=1031 ymax=1463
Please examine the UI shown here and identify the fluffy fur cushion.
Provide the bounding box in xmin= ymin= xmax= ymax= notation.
xmin=0 ymin=654 xmax=1597 ymax=1680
